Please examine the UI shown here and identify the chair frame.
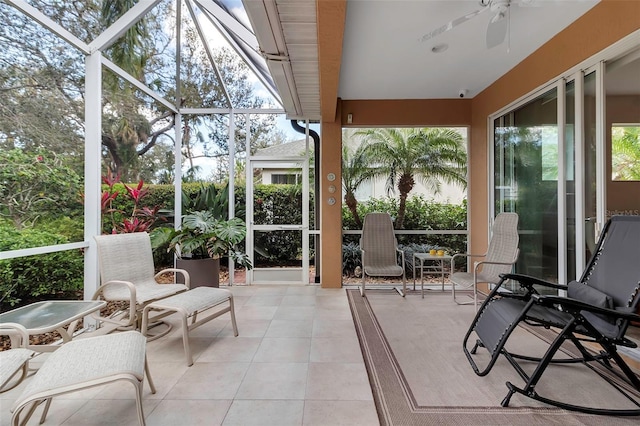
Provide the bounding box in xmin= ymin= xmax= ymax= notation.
xmin=359 ymin=212 xmax=406 ymax=297
xmin=0 ymin=323 xmax=35 ymax=394
xmin=451 ymin=212 xmax=519 ymax=309
xmin=93 ymin=232 xmax=190 ymax=338
xmin=450 ymin=250 xmax=519 ymax=308
xmin=10 ymin=331 xmax=156 ymax=426
xmin=463 ymin=216 xmax=640 ymax=416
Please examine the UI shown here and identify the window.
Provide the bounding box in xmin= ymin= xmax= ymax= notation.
xmin=611 ymin=125 xmax=640 ymax=181
xmin=271 ymin=174 xmax=299 ymax=184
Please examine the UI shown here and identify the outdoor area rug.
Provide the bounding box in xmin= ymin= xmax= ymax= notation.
xmin=347 ymin=288 xmax=640 ymax=425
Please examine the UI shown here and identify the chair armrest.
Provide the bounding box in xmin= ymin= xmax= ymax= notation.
xmin=451 ymin=252 xmax=487 ymax=273
xmin=452 ymin=253 xmax=487 ymax=261
xmin=474 ymin=259 xmax=517 ymax=268
xmin=155 ymin=268 xmax=191 ymax=289
xmin=500 ymin=273 xmax=568 ymax=292
xmin=532 ymin=294 xmax=640 ymax=323
xmin=92 ymin=280 xmax=137 ymax=327
xmin=0 ymin=323 xmax=30 ymax=348
xmin=473 ymin=248 xmax=520 ymax=271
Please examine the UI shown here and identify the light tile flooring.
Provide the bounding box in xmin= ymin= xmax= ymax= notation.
xmin=1 ymin=285 xmax=380 ymax=426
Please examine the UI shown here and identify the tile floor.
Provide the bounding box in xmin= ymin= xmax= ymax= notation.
xmin=0 ymin=285 xmax=380 ymax=426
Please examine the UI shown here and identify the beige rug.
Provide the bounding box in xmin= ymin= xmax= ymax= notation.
xmin=347 ymin=288 xmax=640 ymax=425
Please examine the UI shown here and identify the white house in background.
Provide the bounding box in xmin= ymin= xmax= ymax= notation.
xmin=255 ymin=137 xmax=467 ymax=204
xmin=254 ymin=139 xmax=310 ymax=184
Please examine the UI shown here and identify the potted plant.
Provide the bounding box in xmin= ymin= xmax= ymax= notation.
xmin=150 ymin=210 xmax=252 ymax=288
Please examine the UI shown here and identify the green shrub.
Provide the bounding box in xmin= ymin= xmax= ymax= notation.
xmin=342 ymin=242 xmax=361 ymax=276
xmin=38 ymin=217 xmax=84 ymax=242
xmin=144 ymin=183 xmax=316 ymax=267
xmin=252 ymin=184 xmax=315 ymax=264
xmin=342 ymin=196 xmax=467 ymax=255
xmin=0 ymin=226 xmax=83 ymax=308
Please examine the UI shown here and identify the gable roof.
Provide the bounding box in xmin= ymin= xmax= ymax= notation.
xmin=255 ymin=139 xmax=309 ymax=157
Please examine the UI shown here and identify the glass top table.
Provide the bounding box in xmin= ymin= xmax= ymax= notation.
xmin=0 ymin=300 xmax=106 ymax=352
xmin=412 ymin=253 xmax=453 ymax=298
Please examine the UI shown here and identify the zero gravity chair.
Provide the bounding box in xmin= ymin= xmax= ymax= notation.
xmin=463 ymin=215 xmax=640 ymax=415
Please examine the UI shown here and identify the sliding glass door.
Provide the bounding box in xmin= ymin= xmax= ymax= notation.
xmin=493 ymin=88 xmax=559 ymax=283
xmin=581 ymin=70 xmax=600 ymax=273
xmin=493 ymin=46 xmax=640 ymax=287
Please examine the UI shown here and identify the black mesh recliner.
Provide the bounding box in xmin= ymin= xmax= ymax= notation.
xmin=463 ymin=215 xmax=640 ymax=416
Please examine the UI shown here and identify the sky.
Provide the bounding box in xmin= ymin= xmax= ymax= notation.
xmin=184 ymin=0 xmax=321 ymax=179
xmin=198 ymin=1 xmax=317 ymax=142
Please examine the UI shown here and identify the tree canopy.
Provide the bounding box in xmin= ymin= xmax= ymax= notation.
xmin=355 ymin=128 xmax=467 ymax=229
xmin=0 ymin=0 xmax=286 ymax=186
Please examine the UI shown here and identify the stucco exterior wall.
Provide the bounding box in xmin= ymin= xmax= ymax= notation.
xmin=469 ymin=0 xmax=640 ymax=258
xmin=317 ymin=0 xmax=640 ymax=287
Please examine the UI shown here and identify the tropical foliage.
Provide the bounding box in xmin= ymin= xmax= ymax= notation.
xmin=0 ymin=0 xmax=286 ymax=184
xmin=612 ymin=126 xmax=640 ymax=180
xmin=0 ymin=149 xmax=82 ymax=229
xmin=101 ymin=172 xmax=164 ymax=234
xmin=150 ymin=211 xmax=252 ymax=269
xmin=341 ymin=129 xmax=377 ymax=228
xmin=354 ymin=128 xmax=467 ymax=229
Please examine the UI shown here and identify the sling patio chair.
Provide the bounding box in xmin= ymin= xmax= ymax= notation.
xmin=450 ymin=212 xmax=519 ymax=309
xmin=463 ymin=215 xmax=640 ymax=416
xmin=360 ymin=212 xmax=406 ymax=297
xmin=93 ymin=232 xmax=190 ymax=336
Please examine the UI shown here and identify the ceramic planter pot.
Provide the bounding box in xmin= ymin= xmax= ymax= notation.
xmin=176 ymin=257 xmax=220 ymax=288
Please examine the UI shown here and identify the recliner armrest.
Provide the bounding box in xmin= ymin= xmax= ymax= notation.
xmin=532 ymin=293 xmax=640 ymax=323
xmin=500 ymin=273 xmax=568 ymax=291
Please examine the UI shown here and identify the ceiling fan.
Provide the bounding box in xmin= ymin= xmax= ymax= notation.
xmin=420 ymin=0 xmax=535 ymax=49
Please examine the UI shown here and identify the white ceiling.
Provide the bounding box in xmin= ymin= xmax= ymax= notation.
xmin=338 ymin=0 xmax=600 ymax=100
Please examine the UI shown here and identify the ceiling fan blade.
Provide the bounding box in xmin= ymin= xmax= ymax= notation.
xmin=518 ymin=0 xmax=540 ymax=7
xmin=486 ymin=11 xmax=508 ymax=49
xmin=420 ymin=8 xmax=487 ymax=42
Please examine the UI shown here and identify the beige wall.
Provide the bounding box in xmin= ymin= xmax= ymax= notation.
xmin=468 ymin=0 xmax=640 ymax=256
xmin=317 ymin=0 xmax=640 ymax=287
xmin=340 ymin=99 xmax=472 ymax=127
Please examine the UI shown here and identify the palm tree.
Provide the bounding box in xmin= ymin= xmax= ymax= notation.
xmin=612 ymin=126 xmax=640 ymax=180
xmin=357 ymin=128 xmax=467 ymax=229
xmin=341 ymin=129 xmax=377 ymax=228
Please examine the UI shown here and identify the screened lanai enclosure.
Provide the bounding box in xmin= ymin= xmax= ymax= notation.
xmin=0 ymin=0 xmax=319 ymax=309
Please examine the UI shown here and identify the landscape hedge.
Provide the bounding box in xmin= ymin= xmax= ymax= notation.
xmin=2 ymin=184 xmax=467 ymax=307
xmin=0 ymin=225 xmax=83 ymax=308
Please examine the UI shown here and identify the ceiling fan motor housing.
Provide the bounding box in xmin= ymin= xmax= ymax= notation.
xmin=490 ymin=0 xmax=510 ymax=14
